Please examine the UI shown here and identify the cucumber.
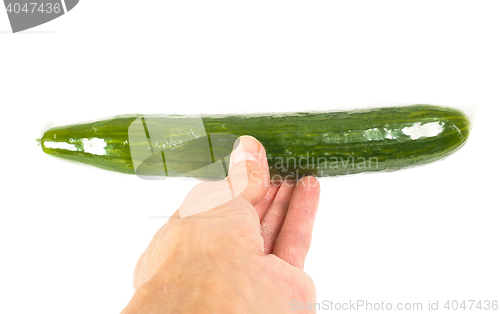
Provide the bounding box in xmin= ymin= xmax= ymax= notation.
xmin=39 ymin=105 xmax=470 ymax=179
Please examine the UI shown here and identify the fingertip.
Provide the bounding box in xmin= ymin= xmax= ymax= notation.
xmin=229 ymin=136 xmax=267 ymax=172
xmin=227 ymin=136 xmax=270 ymax=206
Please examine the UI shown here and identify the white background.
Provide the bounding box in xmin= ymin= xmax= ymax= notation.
xmin=1 ymin=1 xmax=499 ymax=313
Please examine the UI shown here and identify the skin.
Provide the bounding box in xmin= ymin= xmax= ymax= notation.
xmin=121 ymin=136 xmax=321 ymax=314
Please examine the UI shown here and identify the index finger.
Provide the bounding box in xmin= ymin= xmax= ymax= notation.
xmin=272 ymin=176 xmax=320 ymax=269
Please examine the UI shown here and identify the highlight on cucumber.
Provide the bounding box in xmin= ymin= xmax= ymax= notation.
xmin=39 ymin=104 xmax=470 ymax=180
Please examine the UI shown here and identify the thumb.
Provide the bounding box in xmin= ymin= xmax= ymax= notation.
xmin=227 ymin=136 xmax=270 ymax=206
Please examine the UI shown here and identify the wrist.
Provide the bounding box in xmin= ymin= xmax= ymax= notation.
xmin=124 ymin=249 xmax=259 ymax=313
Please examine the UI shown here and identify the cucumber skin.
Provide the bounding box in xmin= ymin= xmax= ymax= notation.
xmin=40 ymin=105 xmax=470 ymax=179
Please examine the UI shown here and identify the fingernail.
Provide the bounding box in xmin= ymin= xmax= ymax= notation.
xmin=230 ymin=136 xmax=260 ymax=169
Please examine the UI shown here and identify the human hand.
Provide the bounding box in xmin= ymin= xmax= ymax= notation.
xmin=121 ymin=136 xmax=321 ymax=313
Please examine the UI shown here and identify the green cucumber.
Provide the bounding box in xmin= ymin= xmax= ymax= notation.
xmin=39 ymin=105 xmax=470 ymax=179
